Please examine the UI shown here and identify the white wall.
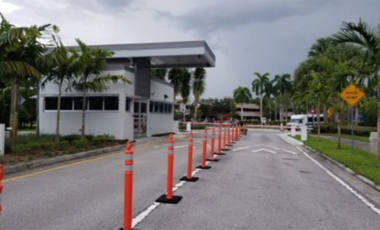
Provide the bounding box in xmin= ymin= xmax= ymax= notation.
xmin=147 ymin=78 xmax=174 ymax=136
xmin=39 ymin=68 xmax=136 ymax=140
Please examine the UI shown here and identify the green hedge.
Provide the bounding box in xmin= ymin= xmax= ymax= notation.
xmin=311 ymin=124 xmax=377 ymax=137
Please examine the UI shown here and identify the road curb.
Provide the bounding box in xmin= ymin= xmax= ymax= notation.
xmin=301 ymin=145 xmax=380 ymax=193
xmin=3 ymin=139 xmax=166 ymax=175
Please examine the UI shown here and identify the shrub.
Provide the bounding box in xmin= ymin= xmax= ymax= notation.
xmin=40 ymin=142 xmax=55 ymax=150
xmin=73 ymin=138 xmax=89 ymax=148
xmin=311 ymin=124 xmax=376 ymax=137
xmin=58 ymin=140 xmax=70 ymax=148
xmin=362 ymin=100 xmax=377 ymax=127
xmin=62 ymin=134 xmax=82 ymax=143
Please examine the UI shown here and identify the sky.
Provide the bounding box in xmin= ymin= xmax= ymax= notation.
xmin=1 ymin=0 xmax=380 ymax=98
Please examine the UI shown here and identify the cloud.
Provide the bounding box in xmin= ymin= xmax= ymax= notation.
xmin=0 ymin=0 xmax=22 ymax=14
xmin=3 ymin=0 xmax=380 ymax=99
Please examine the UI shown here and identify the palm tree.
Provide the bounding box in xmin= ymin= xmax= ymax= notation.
xmin=180 ymin=69 xmax=191 ymax=105
xmin=271 ymin=74 xmax=292 ymax=121
xmin=0 ymin=14 xmax=65 ymax=150
xmin=150 ymin=69 xmax=167 ymax=80
xmin=168 ymin=68 xmax=184 ymax=103
xmin=251 ymin=72 xmax=270 ymax=122
xmin=233 ymin=86 xmax=252 ymax=120
xmin=70 ymin=39 xmax=132 ymax=137
xmin=192 ymin=67 xmax=206 ymax=120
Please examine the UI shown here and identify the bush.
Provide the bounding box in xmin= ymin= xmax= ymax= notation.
xmin=311 ymin=124 xmax=376 ymax=137
xmin=72 ymin=138 xmax=89 ymax=148
xmin=62 ymin=134 xmax=82 ymax=143
xmin=362 ymin=100 xmax=377 ymax=127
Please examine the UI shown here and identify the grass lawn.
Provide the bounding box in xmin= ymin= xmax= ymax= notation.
xmin=319 ymin=133 xmax=369 ymax=142
xmin=294 ymin=135 xmax=380 ymax=186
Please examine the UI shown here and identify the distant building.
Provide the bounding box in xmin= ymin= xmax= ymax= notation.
xmin=236 ymin=103 xmax=260 ymax=120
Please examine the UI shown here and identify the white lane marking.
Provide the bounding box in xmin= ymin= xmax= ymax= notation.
xmin=131 ymin=154 xmax=217 ymax=228
xmin=296 ymin=146 xmax=380 ymax=216
xmin=265 ymin=145 xmax=298 ymax=155
xmin=174 ymin=145 xmax=188 ymax=149
xmin=232 ymin=146 xmax=253 ymax=152
xmin=154 ymin=145 xmax=160 ymax=148
xmin=251 ymin=148 xmax=277 ymax=154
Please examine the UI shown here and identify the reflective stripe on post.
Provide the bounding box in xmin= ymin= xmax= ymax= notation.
xmin=124 ymin=141 xmax=134 ymax=230
xmin=218 ymin=125 xmax=222 ymax=153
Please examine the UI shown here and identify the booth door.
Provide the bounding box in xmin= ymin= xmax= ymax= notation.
xmin=133 ymin=100 xmax=147 ymax=138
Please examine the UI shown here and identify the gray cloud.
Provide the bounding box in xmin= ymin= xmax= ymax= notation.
xmin=155 ymin=0 xmax=333 ymax=36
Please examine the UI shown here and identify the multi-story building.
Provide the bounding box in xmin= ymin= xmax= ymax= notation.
xmin=236 ymin=103 xmax=260 ymax=121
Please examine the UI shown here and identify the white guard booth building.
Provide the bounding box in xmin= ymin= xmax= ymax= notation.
xmin=39 ymin=41 xmax=216 ymax=140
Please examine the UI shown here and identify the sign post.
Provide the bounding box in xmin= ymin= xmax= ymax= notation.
xmin=339 ymin=83 xmax=365 ymax=154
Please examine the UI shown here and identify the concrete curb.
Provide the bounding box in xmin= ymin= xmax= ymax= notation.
xmin=301 ymin=145 xmax=380 ymax=192
xmin=4 ymin=139 xmax=167 ymax=175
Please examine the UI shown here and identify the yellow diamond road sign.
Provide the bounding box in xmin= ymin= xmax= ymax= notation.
xmin=339 ymin=83 xmax=365 ymax=107
xmin=327 ymin=108 xmax=332 ymax=118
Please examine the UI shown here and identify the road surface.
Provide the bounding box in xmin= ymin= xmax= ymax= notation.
xmin=1 ymin=130 xmax=380 ymax=230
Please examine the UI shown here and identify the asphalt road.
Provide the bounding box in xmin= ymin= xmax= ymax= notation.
xmin=2 ymin=130 xmax=380 ymax=230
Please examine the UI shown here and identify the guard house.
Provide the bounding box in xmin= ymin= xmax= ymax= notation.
xmin=39 ymin=41 xmax=216 ymax=140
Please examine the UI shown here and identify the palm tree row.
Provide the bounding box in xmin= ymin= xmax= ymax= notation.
xmin=291 ymin=18 xmax=380 ymax=165
xmin=0 ymin=13 xmax=131 ymax=150
xmin=152 ymin=67 xmax=207 ymax=120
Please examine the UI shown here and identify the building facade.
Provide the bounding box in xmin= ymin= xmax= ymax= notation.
xmin=39 ymin=41 xmax=215 ymax=140
xmin=236 ymin=103 xmax=261 ymax=120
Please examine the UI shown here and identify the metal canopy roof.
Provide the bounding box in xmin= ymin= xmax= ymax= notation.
xmin=65 ymin=41 xmax=216 ymax=68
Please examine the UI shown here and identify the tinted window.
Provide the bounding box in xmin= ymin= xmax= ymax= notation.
xmin=149 ymin=101 xmax=154 ymax=112
xmin=141 ymin=102 xmax=147 ymax=113
xmin=159 ymin=102 xmax=164 ymax=113
xmin=126 ymin=97 xmax=131 ymax=111
xmin=104 ymin=97 xmax=119 ymax=110
xmin=163 ymin=103 xmax=167 ymax=113
xmin=60 ymin=97 xmax=73 ymax=110
xmin=168 ymin=104 xmax=172 ymax=113
xmin=134 ymin=102 xmax=139 ymax=113
xmin=88 ymin=97 xmax=103 ymax=110
xmin=45 ymin=97 xmax=57 ymax=110
xmin=74 ymin=97 xmax=84 ymax=110
xmin=154 ymin=102 xmax=159 ymax=112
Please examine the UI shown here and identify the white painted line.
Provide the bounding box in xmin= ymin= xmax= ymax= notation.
xmin=296 ymin=146 xmax=380 ymax=216
xmin=131 ymin=154 xmax=217 ymax=228
xmin=251 ymin=148 xmax=277 ymax=154
xmin=232 ymin=146 xmax=253 ymax=152
xmin=282 ymin=149 xmax=298 ymax=155
xmin=174 ymin=145 xmax=188 ymax=149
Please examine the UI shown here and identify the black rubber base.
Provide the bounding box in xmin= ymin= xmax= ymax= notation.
xmin=118 ymin=228 xmax=139 ymax=230
xmin=206 ymin=158 xmax=220 ymax=162
xmin=155 ymin=194 xmax=182 ymax=204
xmin=196 ymin=165 xmax=211 ymax=169
xmin=215 ymin=152 xmax=227 ymax=155
xmin=231 ymin=141 xmax=236 ymax=144
xmin=221 ymin=148 xmax=230 ymax=151
xmin=226 ymin=144 xmax=233 ymax=147
xmin=180 ymin=176 xmax=199 ymax=182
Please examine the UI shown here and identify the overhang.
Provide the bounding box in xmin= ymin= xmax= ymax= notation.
xmin=65 ymin=40 xmax=216 ymax=68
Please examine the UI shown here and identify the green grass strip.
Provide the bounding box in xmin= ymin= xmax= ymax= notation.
xmin=294 ymin=135 xmax=380 ymax=186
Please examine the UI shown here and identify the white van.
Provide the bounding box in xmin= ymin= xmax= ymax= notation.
xmin=286 ymin=114 xmax=324 ymax=130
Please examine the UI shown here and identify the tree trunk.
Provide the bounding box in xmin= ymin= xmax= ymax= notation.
xmin=81 ymin=90 xmax=87 ymax=137
xmin=355 ymin=106 xmax=359 ymax=125
xmin=36 ymin=82 xmax=40 ymax=137
xmin=9 ymin=78 xmax=19 ymax=151
xmin=240 ymin=104 xmax=243 ymax=120
xmin=260 ymin=94 xmax=263 ymax=123
xmin=55 ymin=81 xmax=63 ymax=144
xmin=194 ymin=97 xmax=199 ymax=120
xmin=377 ymin=102 xmax=380 ymax=167
xmin=317 ymin=98 xmax=321 ymax=141
xmin=274 ymin=102 xmax=277 ymax=121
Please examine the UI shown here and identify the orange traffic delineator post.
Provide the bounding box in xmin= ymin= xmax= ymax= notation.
xmin=196 ymin=128 xmax=212 ymax=169
xmin=0 ymin=165 xmax=3 ymax=217
xmin=235 ymin=124 xmax=239 ymax=141
xmin=226 ymin=124 xmax=233 ymax=147
xmin=122 ymin=142 xmax=134 ymax=230
xmin=180 ymin=130 xmax=199 ymax=182
xmin=221 ymin=124 xmax=230 ymax=151
xmin=156 ymin=134 xmax=183 ymax=204
xmin=207 ymin=127 xmax=220 ymax=162
xmin=217 ymin=124 xmax=227 ymax=155
xmin=231 ymin=125 xmax=236 ymax=143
